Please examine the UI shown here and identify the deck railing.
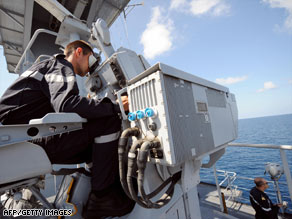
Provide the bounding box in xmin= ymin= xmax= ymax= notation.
xmin=212 ymin=143 xmax=292 ymax=214
xmin=215 ymin=170 xmax=292 ymax=213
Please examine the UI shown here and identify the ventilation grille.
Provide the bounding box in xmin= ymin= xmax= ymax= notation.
xmin=130 ymin=79 xmax=158 ymax=111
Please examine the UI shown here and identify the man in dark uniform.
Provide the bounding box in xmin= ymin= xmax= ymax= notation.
xmin=0 ymin=40 xmax=134 ymax=218
xmin=250 ymin=177 xmax=282 ymax=219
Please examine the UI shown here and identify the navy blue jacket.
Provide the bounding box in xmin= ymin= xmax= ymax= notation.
xmin=0 ymin=54 xmax=119 ymax=125
xmin=250 ymin=187 xmax=279 ymax=219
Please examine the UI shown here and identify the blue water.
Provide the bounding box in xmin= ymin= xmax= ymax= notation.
xmin=200 ymin=114 xmax=292 ymax=206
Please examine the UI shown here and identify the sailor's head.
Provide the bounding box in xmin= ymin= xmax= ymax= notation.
xmin=254 ymin=177 xmax=269 ymax=191
xmin=64 ymin=40 xmax=98 ymax=77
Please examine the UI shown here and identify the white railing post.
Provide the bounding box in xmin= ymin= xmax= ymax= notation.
xmin=280 ymin=149 xmax=292 ymax=205
xmin=213 ymin=165 xmax=224 ymax=212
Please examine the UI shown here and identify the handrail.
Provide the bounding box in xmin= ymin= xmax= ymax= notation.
xmin=234 ymin=175 xmax=288 ymax=186
xmin=228 ymin=142 xmax=292 ymax=150
xmin=15 ymin=29 xmax=59 ymax=74
xmin=227 ymin=142 xmax=292 ymax=206
xmin=214 ymin=169 xmax=292 ymax=212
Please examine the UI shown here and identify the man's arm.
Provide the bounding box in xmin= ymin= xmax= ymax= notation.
xmin=43 ymin=66 xmax=120 ymax=119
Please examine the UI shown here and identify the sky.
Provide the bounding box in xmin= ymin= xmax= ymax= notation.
xmin=0 ymin=0 xmax=292 ymax=119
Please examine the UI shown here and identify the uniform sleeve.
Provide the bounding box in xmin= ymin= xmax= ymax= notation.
xmin=44 ymin=64 xmax=119 ymax=119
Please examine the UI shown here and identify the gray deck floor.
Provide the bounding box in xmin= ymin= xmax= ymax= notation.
xmin=198 ymin=182 xmax=291 ymax=219
xmin=198 ymin=182 xmax=254 ymax=219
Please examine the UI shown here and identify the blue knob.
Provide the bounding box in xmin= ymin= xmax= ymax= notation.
xmin=128 ymin=112 xmax=137 ymax=121
xmin=145 ymin=108 xmax=155 ymax=118
xmin=136 ymin=110 xmax=145 ymax=119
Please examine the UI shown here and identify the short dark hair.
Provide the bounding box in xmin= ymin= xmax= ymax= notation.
xmin=64 ymin=40 xmax=93 ymax=58
xmin=254 ymin=177 xmax=265 ymax=187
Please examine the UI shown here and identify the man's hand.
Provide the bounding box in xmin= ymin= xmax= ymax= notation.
xmin=117 ymin=96 xmax=129 ymax=112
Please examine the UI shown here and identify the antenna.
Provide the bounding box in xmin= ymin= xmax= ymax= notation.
xmin=120 ymin=13 xmax=131 ymax=49
xmin=123 ymin=2 xmax=144 ymax=19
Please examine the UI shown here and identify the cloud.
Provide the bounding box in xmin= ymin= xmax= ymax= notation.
xmin=289 ymin=79 xmax=292 ymax=84
xmin=262 ymin=0 xmax=292 ymax=32
xmin=170 ymin=0 xmax=230 ymax=16
xmin=170 ymin=0 xmax=187 ymax=10
xmin=215 ymin=75 xmax=248 ymax=85
xmin=190 ymin=0 xmax=230 ymax=16
xmin=257 ymin=81 xmax=277 ymax=92
xmin=212 ymin=1 xmax=231 ymax=16
xmin=140 ymin=7 xmax=174 ymax=59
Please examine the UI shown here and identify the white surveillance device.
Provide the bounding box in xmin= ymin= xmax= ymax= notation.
xmin=265 ymin=162 xmax=284 ymax=179
xmin=121 ymin=63 xmax=238 ymax=166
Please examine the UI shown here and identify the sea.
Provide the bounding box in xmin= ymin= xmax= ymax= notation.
xmin=200 ymin=114 xmax=292 ymax=208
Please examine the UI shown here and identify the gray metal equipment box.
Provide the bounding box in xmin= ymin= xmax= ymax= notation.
xmin=126 ymin=63 xmax=238 ymax=166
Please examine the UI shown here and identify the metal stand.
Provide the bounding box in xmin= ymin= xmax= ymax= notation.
xmin=273 ymin=180 xmax=284 ymax=214
xmin=181 ymin=160 xmax=202 ymax=219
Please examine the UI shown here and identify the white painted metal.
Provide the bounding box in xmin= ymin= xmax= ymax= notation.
xmin=73 ymin=0 xmax=88 ymax=18
xmin=265 ymin=163 xmax=284 ymax=179
xmin=181 ymin=160 xmax=202 ymax=219
xmin=127 ymin=66 xmax=237 ymax=166
xmin=228 ymin=142 xmax=292 ymax=150
xmin=35 ymin=0 xmax=74 ymax=22
xmin=213 ymin=165 xmax=224 ymax=212
xmin=201 ymin=147 xmax=225 ymax=168
xmin=3 ymin=41 xmax=22 ymax=56
xmin=114 ymin=47 xmax=146 ymax=79
xmin=91 ymin=18 xmax=115 ymax=59
xmin=28 ymin=113 xmax=87 ymax=124
xmin=95 ymin=18 xmax=111 ymax=45
xmin=56 ymin=16 xmax=90 ymax=48
xmin=86 ymin=1 xmax=103 ymax=27
xmin=129 ymin=63 xmax=230 ymax=93
xmin=274 ymin=180 xmax=284 ymax=213
xmin=86 ymin=0 xmax=130 ymax=27
xmin=208 ymin=106 xmax=237 ymax=147
xmin=280 ymin=149 xmax=292 ymax=206
xmin=69 ymin=32 xmax=80 ymax=42
xmin=23 ymin=0 xmax=34 ymax=49
xmin=0 ymin=142 xmax=52 ymax=184
xmin=0 ymin=113 xmax=86 ymax=147
xmin=0 ymin=0 xmax=25 ymax=72
xmin=15 ymin=29 xmax=58 ymax=73
xmin=0 ymin=7 xmax=24 ymax=29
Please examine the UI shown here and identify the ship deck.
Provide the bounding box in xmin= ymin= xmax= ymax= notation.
xmin=198 ymin=182 xmax=291 ymax=219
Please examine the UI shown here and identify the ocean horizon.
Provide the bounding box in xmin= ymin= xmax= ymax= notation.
xmin=239 ymin=113 xmax=292 ymax=121
xmin=200 ymin=113 xmax=292 ymax=208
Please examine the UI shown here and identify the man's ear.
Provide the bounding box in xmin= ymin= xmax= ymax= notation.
xmin=76 ymin=47 xmax=83 ymax=57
